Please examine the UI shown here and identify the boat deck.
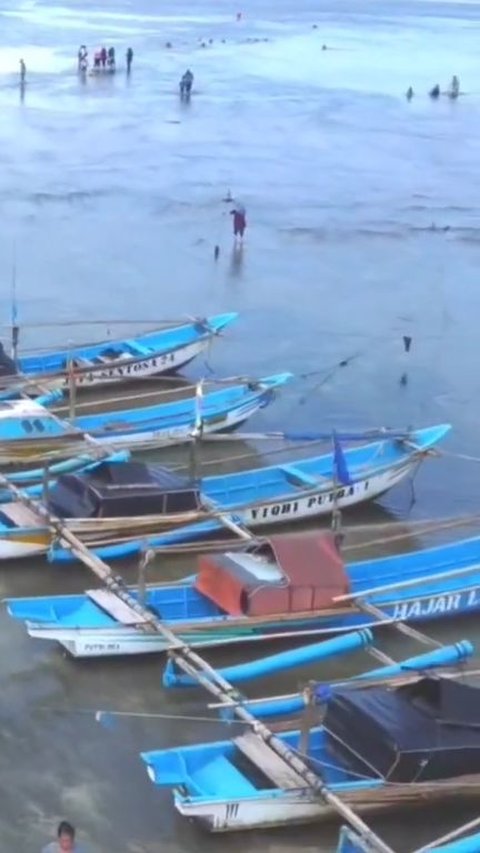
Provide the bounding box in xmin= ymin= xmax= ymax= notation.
xmin=234 ymin=733 xmax=308 ymax=789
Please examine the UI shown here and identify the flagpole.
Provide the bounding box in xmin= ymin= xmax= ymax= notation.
xmin=11 ymin=242 xmax=19 ymax=366
xmin=331 ymin=431 xmax=344 ymax=549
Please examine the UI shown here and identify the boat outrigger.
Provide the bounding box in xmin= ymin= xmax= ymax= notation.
xmin=0 ymin=372 xmax=288 ymax=465
xmin=141 ymin=636 xmax=480 ymax=832
xmin=4 ymin=312 xmax=237 ymax=389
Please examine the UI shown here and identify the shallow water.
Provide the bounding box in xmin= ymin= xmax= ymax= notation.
xmin=1 ymin=0 xmax=480 ymax=849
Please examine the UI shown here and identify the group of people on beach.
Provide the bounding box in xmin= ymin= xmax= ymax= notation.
xmin=406 ymin=75 xmax=460 ymax=100
xmin=77 ymin=45 xmax=134 ymax=73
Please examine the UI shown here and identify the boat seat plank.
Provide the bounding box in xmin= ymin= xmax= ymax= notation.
xmin=86 ymin=588 xmax=150 ymax=625
xmin=234 ymin=733 xmax=308 ymax=789
xmin=198 ymin=755 xmax=257 ymax=797
xmin=2 ymin=504 xmax=44 ymax=526
xmin=125 ymin=342 xmax=153 ymax=356
xmin=280 ymin=464 xmax=320 ymax=489
xmin=72 ymin=356 xmax=94 ymax=368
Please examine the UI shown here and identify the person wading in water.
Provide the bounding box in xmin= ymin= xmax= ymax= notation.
xmin=230 ymin=204 xmax=247 ymax=241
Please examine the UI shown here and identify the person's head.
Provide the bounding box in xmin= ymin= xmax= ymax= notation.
xmin=57 ymin=821 xmax=75 ymax=851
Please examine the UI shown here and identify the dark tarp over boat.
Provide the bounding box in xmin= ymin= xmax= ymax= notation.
xmin=325 ymin=677 xmax=480 ymax=783
xmin=47 ymin=461 xmax=201 ymax=518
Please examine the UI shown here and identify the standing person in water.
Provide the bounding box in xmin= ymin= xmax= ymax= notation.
xmin=126 ymin=46 xmax=133 ymax=72
xmin=19 ymin=58 xmax=26 ymax=83
xmin=449 ymin=75 xmax=460 ymax=98
xmin=180 ymin=68 xmax=194 ymax=96
xmin=42 ymin=820 xmax=87 ymax=852
xmin=78 ymin=45 xmax=88 ymax=72
xmin=100 ymin=46 xmax=107 ymax=67
xmin=230 ymin=204 xmax=247 ymax=241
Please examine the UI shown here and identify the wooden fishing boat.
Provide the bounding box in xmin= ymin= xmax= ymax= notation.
xmin=0 ymin=372 xmax=288 ymax=465
xmin=0 ymin=424 xmax=447 ymax=562
xmin=141 ymin=674 xmax=480 ymax=832
xmin=9 ymin=313 xmax=237 ymax=389
xmin=8 ymin=518 xmax=479 ymax=659
xmin=47 ymin=423 xmax=450 ymax=564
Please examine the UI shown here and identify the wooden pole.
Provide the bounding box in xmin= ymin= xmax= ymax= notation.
xmin=189 ymin=380 xmax=204 ymax=482
xmin=138 ymin=547 xmax=155 ymax=607
xmin=333 ymin=560 xmax=480 ymax=605
xmin=11 ymin=242 xmax=19 ymax=367
xmin=299 ymin=681 xmax=315 ymax=757
xmin=357 ymin=601 xmax=440 ymax=648
xmin=42 ymin=463 xmax=49 ymax=505
xmin=68 ymin=355 xmax=76 ymax=422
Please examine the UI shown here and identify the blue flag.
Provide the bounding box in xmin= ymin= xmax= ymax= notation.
xmin=333 ymin=431 xmax=352 ymax=486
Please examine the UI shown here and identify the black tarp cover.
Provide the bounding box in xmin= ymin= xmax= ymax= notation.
xmin=325 ymin=677 xmax=480 ymax=783
xmin=48 ymin=461 xmax=200 ymax=518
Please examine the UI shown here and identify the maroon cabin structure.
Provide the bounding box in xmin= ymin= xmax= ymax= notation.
xmin=194 ymin=532 xmax=350 ymax=617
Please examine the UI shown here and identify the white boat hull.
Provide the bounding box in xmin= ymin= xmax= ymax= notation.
xmin=243 ymin=457 xmax=415 ymax=526
xmin=89 ymin=394 xmax=263 ymax=450
xmin=172 ymin=791 xmax=332 ymax=831
xmin=26 ymin=626 xmax=230 ymax=657
xmin=61 ymin=337 xmax=212 ymax=390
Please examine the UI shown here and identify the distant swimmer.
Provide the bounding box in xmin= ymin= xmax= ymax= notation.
xmin=165 ymin=41 xmax=172 ymax=48
xmin=322 ymin=44 xmax=327 ymax=50
xmin=406 ymin=86 xmax=414 ymax=100
xmin=180 ymin=68 xmax=194 ymax=97
xmin=19 ymin=58 xmax=26 ymax=83
xmin=448 ymin=75 xmax=460 ymax=98
xmin=126 ymin=47 xmax=133 ymax=73
xmin=429 ymin=84 xmax=440 ymax=99
xmin=429 ymin=223 xmax=451 ymax=232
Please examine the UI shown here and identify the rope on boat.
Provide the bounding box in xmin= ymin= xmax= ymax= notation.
xmin=442 ymin=449 xmax=480 ymax=464
xmin=38 ymin=707 xmax=254 ymax=726
xmin=294 ymin=729 xmax=384 ymax=783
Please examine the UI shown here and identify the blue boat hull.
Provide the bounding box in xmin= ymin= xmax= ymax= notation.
xmin=8 ymin=530 xmax=480 ymax=658
xmin=0 ymin=372 xmax=290 ymax=465
xmin=46 ymin=423 xmax=451 ymax=562
xmin=16 ymin=313 xmax=238 ymax=388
